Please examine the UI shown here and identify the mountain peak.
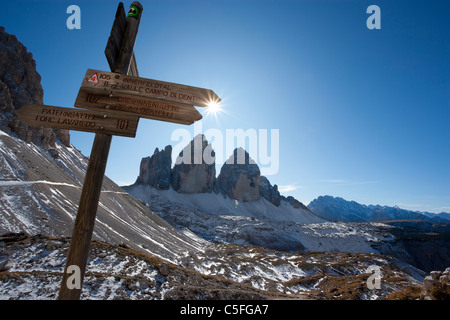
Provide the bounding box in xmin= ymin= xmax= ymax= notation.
xmin=0 ymin=27 xmax=70 ymax=150
xmin=218 ymin=147 xmax=261 ymax=202
xmin=308 ymin=195 xmax=450 ymax=223
xmin=135 ymin=145 xmax=172 ymax=190
xmin=171 ymin=135 xmax=216 ymax=194
xmin=133 ymin=138 xmax=305 ymax=207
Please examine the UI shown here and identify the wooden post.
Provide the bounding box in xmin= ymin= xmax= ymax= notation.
xmin=58 ymin=1 xmax=143 ymax=300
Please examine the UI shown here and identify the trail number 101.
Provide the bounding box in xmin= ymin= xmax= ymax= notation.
xmin=116 ymin=120 xmax=129 ymax=130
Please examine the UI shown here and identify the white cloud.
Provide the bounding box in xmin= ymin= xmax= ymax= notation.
xmin=318 ymin=179 xmax=381 ymax=186
xmin=278 ymin=184 xmax=303 ymax=193
xmin=396 ymin=203 xmax=423 ymax=209
xmin=339 ymin=180 xmax=381 ymax=186
xmin=318 ymin=179 xmax=348 ymax=183
xmin=428 ymin=206 xmax=450 ymax=213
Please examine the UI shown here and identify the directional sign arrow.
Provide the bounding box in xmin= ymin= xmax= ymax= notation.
xmin=75 ymin=90 xmax=202 ymax=125
xmin=16 ymin=104 xmax=139 ymax=138
xmin=79 ymin=69 xmax=221 ymax=108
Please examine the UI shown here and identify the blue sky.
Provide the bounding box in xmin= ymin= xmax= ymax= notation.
xmin=1 ymin=0 xmax=449 ymax=213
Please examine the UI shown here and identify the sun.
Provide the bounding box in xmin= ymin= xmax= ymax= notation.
xmin=206 ymin=100 xmax=223 ymax=117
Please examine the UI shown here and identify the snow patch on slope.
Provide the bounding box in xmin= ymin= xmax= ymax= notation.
xmin=0 ymin=132 xmax=211 ymax=264
xmin=127 ymin=184 xmax=324 ymax=224
xmin=126 ymin=184 xmax=394 ymax=254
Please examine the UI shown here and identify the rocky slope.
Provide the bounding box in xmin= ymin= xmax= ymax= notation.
xmin=127 ymin=137 xmax=401 ymax=255
xmin=0 ymin=130 xmax=207 ymax=263
xmin=126 ymin=135 xmax=450 ymax=274
xmin=125 ymin=184 xmax=395 ymax=253
xmin=0 ymin=233 xmax=289 ymax=300
xmin=308 ymin=195 xmax=450 ymax=272
xmin=0 ymin=233 xmax=426 ymax=300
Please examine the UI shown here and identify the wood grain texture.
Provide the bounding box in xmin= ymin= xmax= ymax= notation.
xmin=80 ymin=69 xmax=221 ymax=108
xmin=16 ymin=104 xmax=139 ymax=137
xmin=75 ymin=90 xmax=202 ymax=125
xmin=57 ymin=133 xmax=113 ymax=300
xmin=58 ymin=1 xmax=144 ymax=300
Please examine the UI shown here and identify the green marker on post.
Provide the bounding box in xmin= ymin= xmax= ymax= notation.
xmin=128 ymin=4 xmax=140 ymax=19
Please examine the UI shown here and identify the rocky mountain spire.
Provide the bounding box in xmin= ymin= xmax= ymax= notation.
xmin=135 ymin=145 xmax=172 ymax=190
xmin=171 ymin=134 xmax=217 ymax=194
xmin=217 ymin=147 xmax=261 ymax=202
xmin=134 ymin=138 xmax=294 ymax=207
xmin=259 ymin=176 xmax=281 ymax=206
xmin=0 ymin=26 xmax=70 ymax=149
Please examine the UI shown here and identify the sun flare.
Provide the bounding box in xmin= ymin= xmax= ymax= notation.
xmin=206 ymin=100 xmax=223 ymax=117
xmin=207 ymin=101 xmax=221 ymax=112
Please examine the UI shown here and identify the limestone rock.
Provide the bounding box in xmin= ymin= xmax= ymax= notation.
xmin=424 ymin=275 xmax=435 ymax=292
xmin=217 ymin=148 xmax=260 ymax=202
xmin=0 ymin=258 xmax=14 ymax=272
xmin=282 ymin=195 xmax=309 ymax=210
xmin=55 ymin=128 xmax=71 ymax=147
xmin=430 ymin=271 xmax=442 ymax=281
xmin=259 ymin=176 xmax=281 ymax=206
xmin=135 ymin=145 xmax=172 ymax=190
xmin=0 ymin=26 xmax=70 ymax=149
xmin=159 ymin=263 xmax=170 ymax=276
xmin=421 ymin=267 xmax=450 ymax=299
xmin=171 ymin=134 xmax=216 ymax=194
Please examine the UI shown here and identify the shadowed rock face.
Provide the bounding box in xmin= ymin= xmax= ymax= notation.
xmin=0 ymin=26 xmax=70 ymax=149
xmin=259 ymin=176 xmax=281 ymax=206
xmin=132 ymin=131 xmax=303 ymax=206
xmin=135 ymin=145 xmax=172 ymax=190
xmin=134 ymin=139 xmax=286 ymax=206
xmin=171 ymin=134 xmax=216 ymax=194
xmin=217 ymin=147 xmax=260 ymax=202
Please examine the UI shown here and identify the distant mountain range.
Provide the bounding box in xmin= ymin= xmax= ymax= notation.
xmin=308 ymin=195 xmax=450 ymax=223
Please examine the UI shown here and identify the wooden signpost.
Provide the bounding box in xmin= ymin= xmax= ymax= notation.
xmin=14 ymin=1 xmax=221 ymax=300
xmin=16 ymin=104 xmax=139 ymax=137
xmin=15 ymin=1 xmax=221 ymax=300
xmin=76 ymin=69 xmax=221 ymax=108
xmin=75 ymin=90 xmax=202 ymax=125
xmin=105 ymin=2 xmax=139 ymax=77
xmin=55 ymin=1 xmax=146 ymax=301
